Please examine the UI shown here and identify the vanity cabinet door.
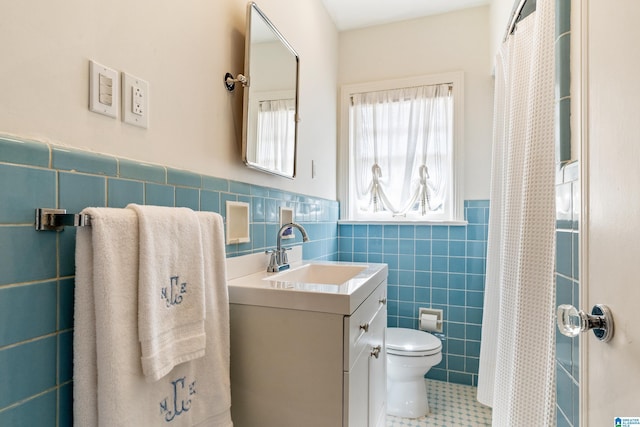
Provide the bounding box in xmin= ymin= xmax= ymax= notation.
xmin=345 ymin=350 xmax=369 ymax=427
xmin=343 ymin=282 xmax=387 ymax=427
xmin=367 ymin=296 xmax=386 ymax=427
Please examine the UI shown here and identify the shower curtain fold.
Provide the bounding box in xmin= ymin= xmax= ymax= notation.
xmin=477 ymin=0 xmax=556 ymax=424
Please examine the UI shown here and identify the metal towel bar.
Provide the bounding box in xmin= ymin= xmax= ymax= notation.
xmin=35 ymin=208 xmax=91 ymax=231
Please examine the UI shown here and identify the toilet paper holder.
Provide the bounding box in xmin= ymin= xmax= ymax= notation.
xmin=418 ymin=307 xmax=444 ymax=333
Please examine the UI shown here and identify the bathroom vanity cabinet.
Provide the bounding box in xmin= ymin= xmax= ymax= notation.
xmin=228 ymin=273 xmax=387 ymax=427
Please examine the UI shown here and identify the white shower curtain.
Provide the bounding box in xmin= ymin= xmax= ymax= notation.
xmin=477 ymin=0 xmax=556 ymax=424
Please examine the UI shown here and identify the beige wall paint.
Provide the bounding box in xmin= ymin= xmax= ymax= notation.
xmin=0 ymin=0 xmax=338 ymax=199
xmin=338 ymin=6 xmax=494 ymax=200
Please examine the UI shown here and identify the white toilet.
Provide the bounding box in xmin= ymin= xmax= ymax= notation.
xmin=386 ymin=327 xmax=443 ymax=418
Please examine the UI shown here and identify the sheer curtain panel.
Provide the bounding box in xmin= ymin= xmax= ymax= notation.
xmin=350 ymin=84 xmax=452 ymax=218
xmin=256 ymin=99 xmax=295 ymax=176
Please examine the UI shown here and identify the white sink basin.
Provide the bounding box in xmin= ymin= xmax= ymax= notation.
xmin=227 ymin=258 xmax=388 ymax=315
xmin=266 ymin=263 xmax=367 ymax=285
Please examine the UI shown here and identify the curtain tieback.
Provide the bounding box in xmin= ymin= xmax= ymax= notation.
xmin=370 ymin=164 xmax=383 ymax=212
xmin=419 ymin=165 xmax=431 ymax=215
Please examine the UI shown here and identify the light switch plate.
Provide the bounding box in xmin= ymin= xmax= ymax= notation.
xmin=122 ymin=72 xmax=149 ymax=128
xmin=89 ymin=60 xmax=119 ymax=118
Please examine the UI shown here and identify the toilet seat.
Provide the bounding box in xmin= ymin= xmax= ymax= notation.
xmin=387 ymin=327 xmax=442 ymax=357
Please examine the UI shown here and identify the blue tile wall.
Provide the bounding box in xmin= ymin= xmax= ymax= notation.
xmin=555 ymin=0 xmax=579 ymax=426
xmin=556 ymin=163 xmax=580 ymax=427
xmin=0 ymin=135 xmax=338 ymax=425
xmin=338 ymin=199 xmax=490 ymax=387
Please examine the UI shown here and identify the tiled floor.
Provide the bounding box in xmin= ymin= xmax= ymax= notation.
xmin=386 ymin=379 xmax=492 ymax=427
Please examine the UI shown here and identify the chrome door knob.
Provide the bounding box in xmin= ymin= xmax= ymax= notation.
xmin=557 ymin=304 xmax=614 ymax=342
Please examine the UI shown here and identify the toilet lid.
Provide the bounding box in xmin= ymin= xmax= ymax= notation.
xmin=386 ymin=327 xmax=442 ymax=356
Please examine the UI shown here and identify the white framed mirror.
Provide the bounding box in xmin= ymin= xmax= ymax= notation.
xmin=242 ymin=2 xmax=299 ymax=179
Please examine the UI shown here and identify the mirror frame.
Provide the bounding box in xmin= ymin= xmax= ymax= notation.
xmin=241 ymin=2 xmax=300 ymax=179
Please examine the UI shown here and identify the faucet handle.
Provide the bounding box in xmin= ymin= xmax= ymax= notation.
xmin=280 ymin=247 xmax=292 ymax=264
xmin=265 ymin=250 xmax=279 ymax=272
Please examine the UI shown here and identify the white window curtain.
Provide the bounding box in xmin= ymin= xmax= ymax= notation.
xmin=350 ymin=84 xmax=451 ymax=217
xmin=256 ymin=99 xmax=295 ymax=176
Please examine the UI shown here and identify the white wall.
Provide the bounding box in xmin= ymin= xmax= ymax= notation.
xmin=338 ymin=6 xmax=493 ymax=200
xmin=0 ymin=0 xmax=339 ymax=200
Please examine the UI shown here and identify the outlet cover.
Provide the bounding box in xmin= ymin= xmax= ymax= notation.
xmin=122 ymin=72 xmax=149 ymax=128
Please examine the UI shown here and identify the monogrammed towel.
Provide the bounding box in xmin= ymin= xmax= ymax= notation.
xmin=127 ymin=204 xmax=206 ymax=382
xmin=74 ymin=207 xmax=232 ymax=427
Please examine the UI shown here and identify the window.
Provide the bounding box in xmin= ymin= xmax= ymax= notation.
xmin=339 ymin=72 xmax=464 ymax=222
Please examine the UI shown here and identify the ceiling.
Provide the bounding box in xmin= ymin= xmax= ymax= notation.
xmin=321 ymin=0 xmax=491 ymax=31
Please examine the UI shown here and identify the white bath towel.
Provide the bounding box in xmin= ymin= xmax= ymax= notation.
xmin=74 ymin=207 xmax=233 ymax=427
xmin=193 ymin=211 xmax=233 ymax=424
xmin=128 ymin=204 xmax=206 ymax=382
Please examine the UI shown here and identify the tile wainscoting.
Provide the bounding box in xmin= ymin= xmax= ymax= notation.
xmin=0 ymin=135 xmax=530 ymax=422
xmin=0 ymin=135 xmax=338 ymax=425
xmin=338 ymin=200 xmax=489 ymax=386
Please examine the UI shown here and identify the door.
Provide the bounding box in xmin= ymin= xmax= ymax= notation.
xmin=344 ymin=287 xmax=387 ymax=427
xmin=581 ymin=0 xmax=640 ymax=424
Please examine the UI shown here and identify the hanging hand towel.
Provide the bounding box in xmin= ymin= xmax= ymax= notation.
xmin=128 ymin=204 xmax=206 ymax=382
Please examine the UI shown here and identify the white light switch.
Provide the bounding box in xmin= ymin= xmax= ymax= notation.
xmin=122 ymin=72 xmax=149 ymax=128
xmin=98 ymin=74 xmax=113 ymax=106
xmin=89 ymin=61 xmax=119 ymax=118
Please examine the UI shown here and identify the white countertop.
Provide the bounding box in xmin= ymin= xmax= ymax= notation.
xmin=226 ymin=253 xmax=388 ymax=315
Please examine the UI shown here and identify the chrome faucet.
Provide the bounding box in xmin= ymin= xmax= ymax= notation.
xmin=266 ymin=222 xmax=310 ymax=272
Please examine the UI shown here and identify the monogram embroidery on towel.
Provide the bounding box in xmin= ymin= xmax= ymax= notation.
xmin=159 ymin=376 xmax=197 ymax=422
xmin=161 ymin=276 xmax=187 ymax=307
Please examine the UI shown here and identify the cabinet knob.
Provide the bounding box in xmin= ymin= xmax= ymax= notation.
xmin=378 ymin=297 xmax=387 ymax=305
xmin=370 ymin=345 xmax=382 ymax=359
xmin=359 ymin=323 xmax=370 ymax=333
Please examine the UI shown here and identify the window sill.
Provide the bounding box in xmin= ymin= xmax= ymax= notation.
xmin=337 ymin=219 xmax=468 ymax=226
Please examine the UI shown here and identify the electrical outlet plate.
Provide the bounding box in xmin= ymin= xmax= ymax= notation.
xmin=122 ymin=72 xmax=149 ymax=128
xmin=89 ymin=60 xmax=119 ymax=118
